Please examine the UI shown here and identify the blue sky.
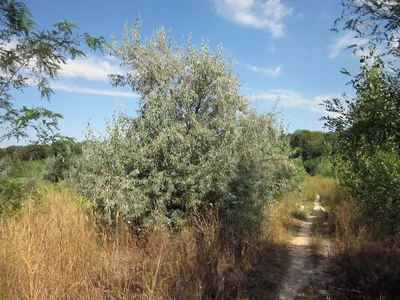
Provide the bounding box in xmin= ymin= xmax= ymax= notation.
xmin=3 ymin=0 xmax=364 ymax=146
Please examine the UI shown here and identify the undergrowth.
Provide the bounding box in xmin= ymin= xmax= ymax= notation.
xmin=0 ymin=185 xmax=294 ymax=299
xmin=326 ymin=188 xmax=400 ymax=299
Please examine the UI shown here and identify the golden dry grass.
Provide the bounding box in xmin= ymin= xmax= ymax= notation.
xmin=324 ymin=187 xmax=400 ymax=299
xmin=265 ymin=192 xmax=299 ymax=242
xmin=302 ymin=175 xmax=335 ymax=203
xmin=0 ymin=185 xmax=293 ymax=299
xmin=270 ymin=175 xmax=336 ymax=238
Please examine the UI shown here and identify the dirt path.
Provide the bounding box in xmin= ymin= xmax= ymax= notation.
xmin=278 ymin=196 xmax=330 ymax=300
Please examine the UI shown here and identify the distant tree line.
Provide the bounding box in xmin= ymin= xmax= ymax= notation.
xmin=288 ymin=130 xmax=336 ymax=177
xmin=0 ymin=140 xmax=82 ymax=161
xmin=0 ymin=144 xmax=50 ymax=161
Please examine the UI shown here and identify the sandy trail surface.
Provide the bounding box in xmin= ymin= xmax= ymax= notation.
xmin=278 ymin=197 xmax=329 ymax=300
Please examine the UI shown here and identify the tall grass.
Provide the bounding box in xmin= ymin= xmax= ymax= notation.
xmin=0 ymin=185 xmax=293 ymax=299
xmin=302 ymin=175 xmax=335 ymax=203
xmin=324 ymin=187 xmax=400 ymax=299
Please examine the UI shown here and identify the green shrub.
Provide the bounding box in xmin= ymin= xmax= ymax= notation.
xmin=303 ymin=156 xmax=333 ymax=177
xmin=337 ymin=149 xmax=400 ymax=235
xmin=6 ymin=157 xmax=45 ymax=178
xmin=324 ymin=59 xmax=400 ymax=236
xmin=68 ymin=22 xmax=299 ymax=235
xmin=43 ymin=137 xmax=80 ymax=182
xmin=43 ymin=156 xmax=62 ymax=182
xmin=0 ymin=177 xmax=39 ymax=216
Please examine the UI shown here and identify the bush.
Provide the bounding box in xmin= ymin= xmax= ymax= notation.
xmin=43 ymin=155 xmax=66 ymax=182
xmin=336 ymin=149 xmax=400 ymax=235
xmin=0 ymin=157 xmax=43 ymax=216
xmin=303 ymin=156 xmax=334 ymax=177
xmin=43 ymin=137 xmax=80 ymax=182
xmin=2 ymin=156 xmax=45 ymax=179
xmin=0 ymin=177 xmax=39 ymax=216
xmin=70 ymin=111 xmax=298 ymax=235
xmin=69 ymin=21 xmax=299 ymax=234
xmin=324 ymin=58 xmax=400 ymax=236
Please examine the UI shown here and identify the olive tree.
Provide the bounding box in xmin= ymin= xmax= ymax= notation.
xmin=70 ymin=19 xmax=298 ymax=233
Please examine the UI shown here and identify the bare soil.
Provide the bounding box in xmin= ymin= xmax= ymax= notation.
xmin=278 ymin=197 xmax=331 ymax=300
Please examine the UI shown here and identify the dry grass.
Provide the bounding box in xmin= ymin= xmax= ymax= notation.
xmin=325 ymin=190 xmax=400 ymax=299
xmin=266 ymin=191 xmax=304 ymax=239
xmin=0 ymin=185 xmax=293 ymax=299
xmin=302 ymin=175 xmax=335 ymax=203
xmin=310 ymin=234 xmax=324 ymax=258
xmin=271 ymin=175 xmax=336 ymax=237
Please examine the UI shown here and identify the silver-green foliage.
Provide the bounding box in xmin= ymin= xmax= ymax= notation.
xmin=69 ymin=19 xmax=298 ymax=232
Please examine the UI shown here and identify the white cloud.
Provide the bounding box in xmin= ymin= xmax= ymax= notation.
xmin=59 ymin=56 xmax=124 ymax=81
xmin=2 ymin=41 xmax=135 ymax=98
xmin=52 ymin=83 xmax=138 ymax=98
xmin=3 ymin=41 xmax=124 ymax=82
xmin=212 ymin=0 xmax=293 ymax=38
xmin=237 ymin=61 xmax=282 ymax=77
xmin=253 ymin=89 xmax=341 ymax=115
xmin=249 ymin=64 xmax=282 ymax=77
xmin=328 ymin=32 xmax=369 ymax=59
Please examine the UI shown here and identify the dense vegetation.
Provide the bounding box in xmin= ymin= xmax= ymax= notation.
xmin=289 ymin=129 xmax=335 ymax=177
xmin=1 ymin=0 xmax=400 ymax=299
xmin=319 ymin=0 xmax=400 ymax=298
xmin=0 ymin=3 xmax=302 ymax=297
xmin=68 ymin=21 xmax=298 ymax=234
xmin=325 ymin=0 xmax=400 ymax=236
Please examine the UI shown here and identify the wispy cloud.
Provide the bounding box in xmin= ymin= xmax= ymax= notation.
xmin=237 ymin=61 xmax=282 ymax=77
xmin=253 ymin=89 xmax=341 ymax=115
xmin=328 ymin=32 xmax=369 ymax=59
xmin=53 ymin=55 xmax=138 ymax=98
xmin=212 ymin=0 xmax=293 ymax=38
xmin=3 ymin=40 xmax=136 ymax=99
xmin=248 ymin=64 xmax=282 ymax=77
xmin=269 ymin=42 xmax=276 ymax=53
xmin=52 ymin=83 xmax=138 ymax=98
xmin=59 ymin=56 xmax=124 ymax=81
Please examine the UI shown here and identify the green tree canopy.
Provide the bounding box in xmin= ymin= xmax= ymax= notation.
xmin=0 ymin=143 xmax=50 ymax=160
xmin=334 ymin=0 xmax=400 ymax=57
xmin=289 ymin=130 xmax=334 ymax=160
xmin=326 ymin=0 xmax=400 ymax=235
xmin=0 ymin=0 xmax=104 ymax=144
